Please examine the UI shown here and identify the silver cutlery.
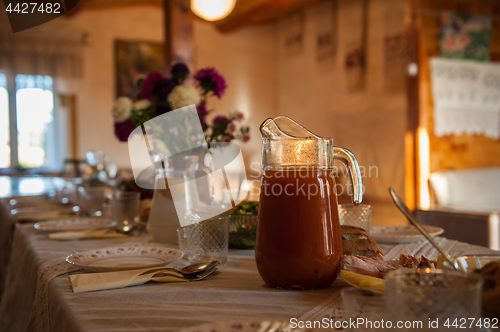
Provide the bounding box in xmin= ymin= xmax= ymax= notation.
xmin=176 ymin=261 xmax=220 ymax=276
xmin=152 ymin=266 xmax=218 ymax=282
xmin=139 ymin=261 xmax=220 ymax=278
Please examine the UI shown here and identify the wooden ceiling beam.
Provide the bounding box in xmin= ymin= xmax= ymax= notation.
xmin=67 ymin=0 xmax=323 ymax=33
xmin=215 ymin=0 xmax=323 ymax=33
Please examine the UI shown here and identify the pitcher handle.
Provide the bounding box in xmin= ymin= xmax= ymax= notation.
xmin=333 ymin=147 xmax=363 ymax=205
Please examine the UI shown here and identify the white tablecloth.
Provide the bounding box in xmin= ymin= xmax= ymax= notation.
xmin=0 ymin=205 xmax=498 ymax=332
xmin=0 ymin=224 xmax=341 ymax=332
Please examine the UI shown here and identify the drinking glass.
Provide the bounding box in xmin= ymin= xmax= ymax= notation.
xmin=177 ymin=227 xmax=189 ymax=260
xmin=338 ymin=204 xmax=372 ymax=233
xmin=186 ymin=214 xmax=230 ymax=264
xmin=385 ymin=269 xmax=483 ymax=332
xmin=60 ymin=179 xmax=80 ymax=205
xmin=107 ymin=192 xmax=141 ymax=232
xmin=78 ymin=186 xmax=105 ymax=216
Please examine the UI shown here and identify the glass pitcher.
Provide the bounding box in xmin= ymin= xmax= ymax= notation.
xmin=255 ymin=116 xmax=363 ymax=290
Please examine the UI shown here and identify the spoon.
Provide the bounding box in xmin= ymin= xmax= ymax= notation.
xmin=153 ymin=261 xmax=220 ymax=277
xmin=388 ymin=187 xmax=458 ymax=269
xmin=153 ymin=265 xmax=218 ymax=282
xmin=179 ymin=261 xmax=220 ymax=276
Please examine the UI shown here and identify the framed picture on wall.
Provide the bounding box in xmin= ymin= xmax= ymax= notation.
xmin=440 ymin=12 xmax=492 ymax=61
xmin=115 ymin=40 xmax=164 ymax=98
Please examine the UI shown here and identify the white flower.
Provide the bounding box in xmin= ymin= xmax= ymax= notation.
xmin=167 ymin=85 xmax=201 ymax=110
xmin=133 ymin=99 xmax=151 ymax=111
xmin=112 ymin=97 xmax=133 ymax=122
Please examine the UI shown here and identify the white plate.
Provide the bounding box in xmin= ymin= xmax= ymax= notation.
xmin=66 ymin=245 xmax=183 ymax=272
xmin=370 ymin=225 xmax=444 ymax=244
xmin=176 ymin=320 xmax=316 ymax=332
xmin=34 ymin=217 xmax=117 ymax=232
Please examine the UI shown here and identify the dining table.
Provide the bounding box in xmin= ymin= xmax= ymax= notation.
xmin=0 ymin=176 xmax=498 ymax=332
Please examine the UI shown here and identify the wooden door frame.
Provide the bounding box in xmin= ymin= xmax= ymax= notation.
xmin=405 ymin=0 xmax=419 ymax=211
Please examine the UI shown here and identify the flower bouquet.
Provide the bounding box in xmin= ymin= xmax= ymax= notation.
xmin=111 ymin=65 xmax=251 ymax=243
xmin=111 ymin=63 xmax=250 ymax=145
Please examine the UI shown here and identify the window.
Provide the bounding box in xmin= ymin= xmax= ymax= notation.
xmin=1 ymin=73 xmax=63 ymax=172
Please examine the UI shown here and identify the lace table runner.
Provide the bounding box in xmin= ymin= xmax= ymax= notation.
xmin=27 ymin=258 xmax=81 ymax=331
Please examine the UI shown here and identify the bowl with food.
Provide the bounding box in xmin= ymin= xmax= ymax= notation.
xmin=442 ymin=254 xmax=500 ymax=318
xmin=227 ymin=201 xmax=258 ymax=249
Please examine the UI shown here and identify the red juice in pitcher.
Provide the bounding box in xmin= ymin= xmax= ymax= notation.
xmin=255 ymin=168 xmax=343 ymax=290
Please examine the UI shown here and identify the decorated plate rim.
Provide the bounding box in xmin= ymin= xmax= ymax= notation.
xmin=34 ymin=217 xmax=117 ymax=232
xmin=66 ymin=245 xmax=183 ymax=272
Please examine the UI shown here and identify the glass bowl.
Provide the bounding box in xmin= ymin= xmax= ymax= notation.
xmin=442 ymin=255 xmax=500 ymax=319
xmin=227 ymin=214 xmax=258 ymax=249
xmin=385 ymin=269 xmax=483 ymax=329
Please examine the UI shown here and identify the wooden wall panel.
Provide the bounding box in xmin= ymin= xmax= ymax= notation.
xmin=416 ymin=0 xmax=500 ymax=174
xmin=164 ymin=0 xmax=194 ymax=69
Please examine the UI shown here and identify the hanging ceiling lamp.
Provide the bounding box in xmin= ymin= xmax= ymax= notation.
xmin=190 ymin=0 xmax=236 ymax=21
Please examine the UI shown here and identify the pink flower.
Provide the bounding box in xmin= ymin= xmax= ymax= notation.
xmin=227 ymin=123 xmax=237 ymax=134
xmin=235 ymin=112 xmax=244 ymax=120
xmin=222 ymin=135 xmax=233 ymax=142
xmin=171 ymin=62 xmax=190 ymax=83
xmin=213 ymin=115 xmax=230 ymax=125
xmin=242 ymin=134 xmax=250 ymax=142
xmin=141 ymin=72 xmax=165 ymax=102
xmin=194 ymin=68 xmax=227 ymax=98
xmin=114 ymin=120 xmax=135 ymax=142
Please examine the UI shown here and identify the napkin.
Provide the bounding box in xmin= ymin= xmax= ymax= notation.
xmin=15 ymin=211 xmax=73 ymax=222
xmin=69 ymin=267 xmax=188 ymax=293
xmin=49 ymin=230 xmax=128 ymax=241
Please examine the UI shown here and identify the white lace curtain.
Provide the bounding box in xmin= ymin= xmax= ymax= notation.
xmin=0 ymin=10 xmax=84 ymax=79
xmin=430 ymin=58 xmax=500 ymax=139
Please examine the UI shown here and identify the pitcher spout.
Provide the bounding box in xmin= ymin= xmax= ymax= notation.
xmin=259 ymin=116 xmax=319 ymax=140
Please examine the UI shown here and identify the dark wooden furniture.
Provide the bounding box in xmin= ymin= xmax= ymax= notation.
xmin=417 ymin=208 xmax=500 ymax=250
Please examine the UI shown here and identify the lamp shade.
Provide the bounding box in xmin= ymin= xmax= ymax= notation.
xmin=191 ymin=0 xmax=236 ymax=21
